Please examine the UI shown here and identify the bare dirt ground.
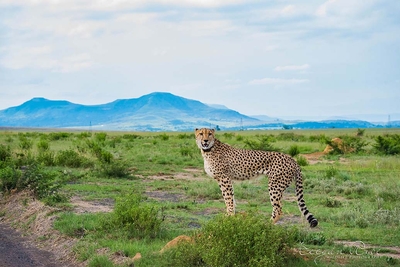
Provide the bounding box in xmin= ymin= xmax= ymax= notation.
xmin=0 ymin=191 xmax=79 ymax=267
xmin=0 ymin=223 xmax=70 ymax=267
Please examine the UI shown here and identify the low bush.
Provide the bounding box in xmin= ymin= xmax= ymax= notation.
xmin=55 ymin=149 xmax=91 ymax=168
xmin=323 ymin=197 xmax=342 ymax=208
xmin=37 ymin=139 xmax=50 ymax=152
xmin=0 ymin=162 xmax=65 ymax=203
xmin=36 ymin=151 xmax=55 ymax=166
xmin=99 ymin=160 xmax=129 ymax=178
xmin=296 ymin=231 xmax=327 ymax=245
xmin=177 ymin=133 xmax=193 ymax=139
xmin=373 ymin=134 xmax=400 ymax=155
xmin=288 ymin=145 xmax=300 ymax=157
xmin=0 ymin=144 xmax=11 ymax=161
xmin=94 ymin=132 xmax=107 ymax=143
xmin=158 ymin=213 xmax=300 ymax=267
xmin=277 ymin=133 xmax=307 ymax=142
xmin=19 ymin=136 xmax=33 ymax=150
xmin=48 ymin=132 xmax=72 ymax=141
xmin=157 ymin=133 xmax=170 ymax=141
xmin=326 ymin=135 xmax=367 ymax=154
xmin=244 ymin=135 xmax=280 ymax=152
xmin=296 ymin=155 xmax=309 ymax=166
xmin=109 ymin=193 xmax=163 ymax=239
xmin=0 ymin=164 xmax=22 ymax=192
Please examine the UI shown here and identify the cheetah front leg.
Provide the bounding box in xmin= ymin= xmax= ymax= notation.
xmin=268 ymin=179 xmax=283 ymax=224
xmin=216 ymin=176 xmax=235 ymax=215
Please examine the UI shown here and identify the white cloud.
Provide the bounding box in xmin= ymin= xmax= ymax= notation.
xmin=281 ymin=5 xmax=296 ymax=16
xmin=274 ymin=64 xmax=310 ymax=71
xmin=248 ymin=78 xmax=309 ymax=85
xmin=316 ymin=0 xmax=336 ymax=17
xmin=57 ymin=54 xmax=92 ymax=73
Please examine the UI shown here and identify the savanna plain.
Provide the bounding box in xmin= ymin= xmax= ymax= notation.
xmin=0 ymin=128 xmax=400 ymax=267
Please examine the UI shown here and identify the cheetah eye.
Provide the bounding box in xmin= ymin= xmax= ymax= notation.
xmin=199 ymin=133 xmax=203 ymax=136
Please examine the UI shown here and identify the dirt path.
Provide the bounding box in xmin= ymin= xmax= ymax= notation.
xmin=0 ymin=223 xmax=71 ymax=267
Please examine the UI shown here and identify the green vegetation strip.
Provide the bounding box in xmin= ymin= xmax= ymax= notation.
xmin=1 ymin=128 xmax=400 ymax=266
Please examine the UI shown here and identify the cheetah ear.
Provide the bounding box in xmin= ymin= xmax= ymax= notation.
xmin=211 ymin=128 xmax=215 ymax=133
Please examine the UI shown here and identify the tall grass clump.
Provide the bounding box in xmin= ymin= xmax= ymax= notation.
xmin=296 ymin=155 xmax=309 ymax=166
xmin=288 ymin=145 xmax=300 ymax=157
xmin=107 ymin=193 xmax=164 ymax=239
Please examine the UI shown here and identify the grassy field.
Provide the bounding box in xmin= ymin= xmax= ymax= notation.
xmin=1 ymin=128 xmax=400 ymax=266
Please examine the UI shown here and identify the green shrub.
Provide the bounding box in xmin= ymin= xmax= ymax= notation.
xmin=157 ymin=239 xmax=205 ymax=267
xmin=296 ymin=155 xmax=309 ymax=166
xmin=18 ymin=164 xmax=61 ymax=199
xmin=288 ymin=145 xmax=300 ymax=157
xmin=323 ymin=197 xmax=342 ymax=208
xmin=0 ymin=165 xmax=21 ymax=192
xmin=99 ymin=160 xmax=129 ymax=178
xmin=110 ymin=193 xmax=163 ymax=239
xmin=86 ymin=140 xmax=103 ymax=158
xmin=177 ymin=133 xmax=193 ymax=139
xmin=158 ymin=213 xmax=301 ymax=267
xmin=55 ymin=149 xmax=90 ymax=168
xmin=277 ymin=133 xmax=306 ymax=142
xmin=374 ymin=134 xmax=400 ymax=155
xmin=326 ymin=135 xmax=367 ymax=154
xmin=48 ymin=132 xmax=72 ymax=141
xmin=196 ymin=213 xmax=297 ymax=267
xmin=37 ymin=139 xmax=50 ymax=152
xmin=244 ymin=135 xmax=280 ymax=152
xmin=99 ymin=150 xmax=113 ymax=163
xmin=36 ymin=151 xmax=55 ymax=166
xmin=222 ymin=132 xmax=234 ymax=139
xmin=1 ymin=163 xmax=65 ymax=202
xmin=309 ymin=134 xmax=328 ymax=143
xmin=94 ymin=132 xmax=107 ymax=143
xmin=325 ymin=165 xmax=338 ymax=178
xmin=236 ymin=135 xmax=244 ymax=141
xmin=122 ymin=133 xmax=141 ymax=140
xmin=179 ymin=145 xmax=194 ymax=157
xmin=157 ymin=133 xmax=170 ymax=141
xmin=295 ymin=231 xmax=326 ymax=245
xmin=19 ymin=136 xmax=33 ymax=150
xmin=77 ymin=131 xmax=92 ymax=138
xmin=0 ymin=144 xmax=11 ymax=161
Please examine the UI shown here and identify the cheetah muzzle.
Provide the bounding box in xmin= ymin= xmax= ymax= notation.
xmin=195 ymin=128 xmax=318 ymax=228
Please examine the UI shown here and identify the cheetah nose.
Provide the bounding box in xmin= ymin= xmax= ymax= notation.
xmin=204 ymin=140 xmax=208 ymax=143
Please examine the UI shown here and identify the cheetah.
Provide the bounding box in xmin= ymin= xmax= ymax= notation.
xmin=195 ymin=128 xmax=318 ymax=228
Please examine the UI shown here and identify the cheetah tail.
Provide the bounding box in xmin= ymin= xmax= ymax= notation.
xmin=295 ymin=169 xmax=318 ymax=228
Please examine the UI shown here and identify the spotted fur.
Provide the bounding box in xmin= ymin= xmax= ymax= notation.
xmin=195 ymin=128 xmax=318 ymax=228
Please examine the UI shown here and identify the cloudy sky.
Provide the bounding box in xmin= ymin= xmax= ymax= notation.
xmin=1 ymin=0 xmax=399 ymax=120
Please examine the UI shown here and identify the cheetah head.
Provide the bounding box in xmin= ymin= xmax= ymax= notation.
xmin=195 ymin=128 xmax=215 ymax=151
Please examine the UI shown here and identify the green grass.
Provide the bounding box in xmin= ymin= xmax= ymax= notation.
xmin=1 ymin=128 xmax=400 ymax=266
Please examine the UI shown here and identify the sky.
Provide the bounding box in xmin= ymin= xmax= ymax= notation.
xmin=0 ymin=0 xmax=399 ymax=120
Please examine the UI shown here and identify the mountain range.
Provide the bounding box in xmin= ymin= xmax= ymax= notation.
xmin=0 ymin=92 xmax=397 ymax=131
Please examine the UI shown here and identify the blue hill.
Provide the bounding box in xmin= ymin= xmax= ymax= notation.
xmin=0 ymin=92 xmax=259 ymax=130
